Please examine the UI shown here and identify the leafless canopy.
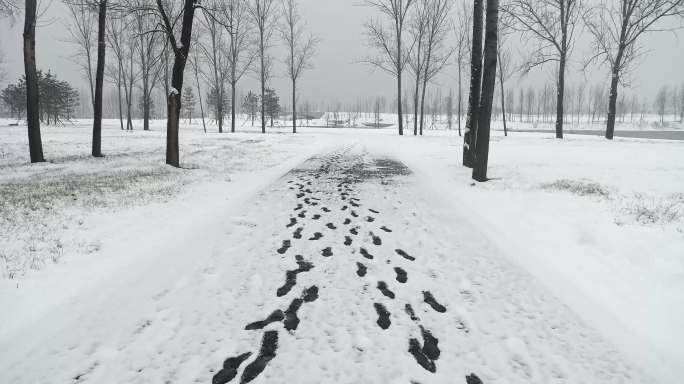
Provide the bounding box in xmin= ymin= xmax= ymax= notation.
xmin=363 ymin=0 xmax=415 ymax=77
xmin=503 ymin=0 xmax=583 ymax=74
xmin=280 ymin=0 xmax=319 ymax=83
xmin=584 ymin=0 xmax=684 ymax=85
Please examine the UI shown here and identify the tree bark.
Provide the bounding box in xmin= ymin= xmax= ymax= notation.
xmin=92 ymin=0 xmax=106 ymax=157
xmin=292 ymin=79 xmax=297 ymax=133
xmin=497 ymin=47 xmax=507 ymax=137
xmin=555 ymin=52 xmax=566 ymax=139
xmin=397 ymin=19 xmax=404 ymax=136
xmin=463 ymin=0 xmax=484 ymax=168
xmin=24 ymin=0 xmax=44 ymax=163
xmin=193 ymin=60 xmax=207 ymax=133
xmin=457 ymin=64 xmax=462 ymax=136
xmin=231 ymin=81 xmax=237 ymax=133
xmin=472 ymin=0 xmax=499 ymax=182
xmin=165 ymin=0 xmax=196 ymax=167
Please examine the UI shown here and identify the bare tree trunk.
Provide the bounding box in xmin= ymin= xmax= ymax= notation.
xmin=231 ymin=80 xmax=237 ymax=133
xmin=498 ymin=50 xmax=507 ymax=137
xmin=463 ymin=0 xmax=483 ymax=168
xmin=457 ymin=64 xmax=462 ymax=136
xmin=555 ymin=52 xmax=566 ymax=139
xmin=472 ymin=0 xmax=498 ymax=182
xmin=164 ymin=0 xmax=196 ymax=167
xmin=24 ymin=0 xmax=44 ymax=163
xmin=260 ymin=40 xmax=266 ymax=134
xmin=397 ymin=37 xmax=404 ymax=136
xmin=92 ymin=0 xmax=106 ymax=157
xmin=193 ymin=60 xmax=207 ymax=133
xmin=116 ymin=63 xmax=124 ymax=130
xmin=292 ymin=79 xmax=297 ymax=133
xmin=420 ymin=76 xmax=428 ymax=136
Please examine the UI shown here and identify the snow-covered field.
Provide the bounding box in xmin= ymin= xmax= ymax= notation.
xmin=0 ymin=118 xmax=682 ymax=383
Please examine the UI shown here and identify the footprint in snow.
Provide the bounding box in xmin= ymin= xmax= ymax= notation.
xmin=322 ymin=247 xmax=333 ymax=257
xmin=356 ymin=262 xmax=367 ymax=277
xmin=370 ymin=232 xmax=382 ymax=245
xmin=374 ymin=303 xmax=391 ymax=330
xmin=423 ymin=291 xmax=447 ymax=313
xmin=377 ymin=281 xmax=395 ymax=299
xmin=212 ymin=352 xmax=252 ymax=384
xmin=293 ymin=227 xmax=303 ymax=239
xmin=394 ymin=267 xmax=407 ymax=283
xmin=308 ymin=232 xmax=323 ymax=241
xmin=395 ymin=249 xmax=415 ymax=261
xmin=360 ymin=248 xmax=374 ymax=260
xmin=240 ymin=331 xmax=278 ymax=383
xmin=277 ymin=240 xmax=291 ymax=255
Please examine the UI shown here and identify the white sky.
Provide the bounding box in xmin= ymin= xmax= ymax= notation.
xmin=1 ymin=0 xmax=683 ymax=108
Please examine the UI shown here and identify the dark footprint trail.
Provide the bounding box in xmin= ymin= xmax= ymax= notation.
xmin=423 ymin=291 xmax=447 ymax=313
xmin=360 ymin=248 xmax=374 ymax=260
xmin=380 ymin=226 xmax=392 ymax=233
xmin=277 ymin=240 xmax=291 ymax=255
xmin=284 ymin=286 xmax=319 ymax=331
xmin=344 ymin=236 xmax=353 ymax=246
xmin=326 ymin=223 xmax=337 ymax=230
xmin=377 ymin=281 xmax=395 ymax=299
xmin=321 ymin=247 xmax=333 ymax=257
xmin=286 ymin=218 xmax=297 ymax=228
xmin=245 ymin=310 xmax=285 ymax=330
xmin=277 ymin=258 xmax=314 ymax=297
xmin=356 ymin=262 xmax=367 ymax=277
xmin=212 ymin=352 xmax=252 ymax=384
xmin=308 ymin=232 xmax=323 ymax=241
xmin=395 ymin=249 xmax=416 ymax=261
xmin=350 ymin=227 xmax=359 ymax=236
xmin=374 ymin=303 xmax=391 ymax=330
xmin=293 ymin=227 xmax=303 ymax=239
xmin=370 ymin=232 xmax=382 ymax=245
xmin=240 ymin=331 xmax=279 ymax=383
xmin=394 ymin=267 xmax=407 ymax=283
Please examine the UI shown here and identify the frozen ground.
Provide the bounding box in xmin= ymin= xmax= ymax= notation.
xmin=0 ymin=119 xmax=682 ymax=383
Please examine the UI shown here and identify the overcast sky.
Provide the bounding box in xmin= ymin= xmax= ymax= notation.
xmin=1 ymin=0 xmax=684 ymax=107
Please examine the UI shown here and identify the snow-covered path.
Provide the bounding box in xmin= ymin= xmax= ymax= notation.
xmin=1 ymin=143 xmax=651 ymax=384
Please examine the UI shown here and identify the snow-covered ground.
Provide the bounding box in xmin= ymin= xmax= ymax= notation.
xmin=0 ymin=119 xmax=682 ymax=383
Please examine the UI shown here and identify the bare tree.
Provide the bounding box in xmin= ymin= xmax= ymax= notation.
xmin=417 ymin=0 xmax=452 ymax=136
xmin=655 ymin=85 xmax=668 ymax=124
xmin=585 ymin=0 xmax=684 ymax=139
xmin=249 ymin=0 xmax=278 ymax=134
xmin=92 ymin=0 xmax=106 ymax=156
xmin=453 ymin=1 xmax=471 ymax=137
xmin=198 ymin=0 xmax=229 ymax=132
xmin=222 ymin=0 xmax=255 ymax=133
xmin=122 ymin=0 xmax=199 ymax=166
xmin=280 ymin=0 xmax=319 ymax=134
xmin=64 ymin=1 xmax=96 ymax=109
xmin=189 ymin=32 xmax=207 ymax=133
xmin=496 ymin=11 xmax=514 ymax=136
xmin=504 ymin=0 xmax=583 ymax=139
xmin=131 ymin=0 xmax=163 ymax=132
xmin=363 ymin=0 xmax=415 ymax=136
xmin=680 ymin=83 xmax=684 ymax=122
xmin=0 ymin=0 xmax=18 ymax=17
xmin=24 ymin=0 xmax=45 ymax=162
xmin=408 ymin=2 xmax=428 ymax=136
xmin=472 ymin=0 xmax=500 ymax=181
xmin=105 ymin=8 xmax=125 ymax=130
xmin=463 ymin=0 xmax=484 ymax=167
